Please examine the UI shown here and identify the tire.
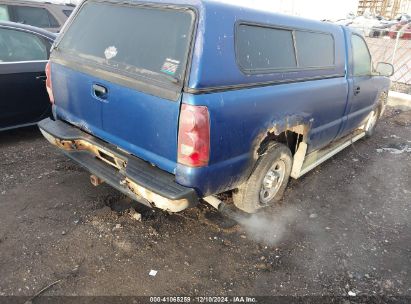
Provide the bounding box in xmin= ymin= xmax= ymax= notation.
xmin=233 ymin=142 xmax=292 ymax=213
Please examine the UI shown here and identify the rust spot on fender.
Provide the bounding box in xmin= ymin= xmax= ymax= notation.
xmin=252 ymin=115 xmax=313 ymax=160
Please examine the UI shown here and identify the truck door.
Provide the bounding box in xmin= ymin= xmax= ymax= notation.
xmin=340 ymin=33 xmax=378 ymax=137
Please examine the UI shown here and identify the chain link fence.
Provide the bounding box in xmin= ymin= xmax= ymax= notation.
xmin=366 ymin=35 xmax=411 ymax=84
xmin=350 ymin=26 xmax=411 ymax=93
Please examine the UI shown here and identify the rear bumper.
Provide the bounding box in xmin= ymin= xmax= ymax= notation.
xmin=38 ymin=118 xmax=198 ymax=212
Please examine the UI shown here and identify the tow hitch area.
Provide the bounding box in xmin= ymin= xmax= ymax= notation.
xmin=40 ymin=129 xmax=128 ymax=171
xmin=38 ymin=118 xmax=199 ymax=213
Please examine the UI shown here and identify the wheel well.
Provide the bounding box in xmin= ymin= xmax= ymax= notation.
xmin=257 ymin=129 xmax=305 ymax=156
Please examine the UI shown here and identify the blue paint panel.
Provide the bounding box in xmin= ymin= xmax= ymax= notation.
xmin=176 ymin=77 xmax=349 ymax=196
xmin=53 ymin=63 xmax=103 ymax=131
xmin=101 ymin=81 xmax=181 ymax=173
xmin=52 ymin=63 xmax=180 ymax=174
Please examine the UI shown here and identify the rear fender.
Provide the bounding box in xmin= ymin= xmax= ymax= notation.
xmin=252 ymin=113 xmax=313 ymax=160
xmin=236 ymin=114 xmax=314 ymax=184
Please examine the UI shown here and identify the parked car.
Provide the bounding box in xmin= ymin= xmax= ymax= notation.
xmin=388 ymin=20 xmax=411 ymax=39
xmin=395 ymin=14 xmax=411 ymax=23
xmin=347 ymin=15 xmax=397 ymax=37
xmin=368 ymin=18 xmax=396 ymax=38
xmin=0 ymin=0 xmax=74 ymax=32
xmin=0 ymin=21 xmax=55 ymax=131
xmin=39 ymin=0 xmax=393 ymax=214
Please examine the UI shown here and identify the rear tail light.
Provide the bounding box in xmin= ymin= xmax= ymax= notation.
xmin=45 ymin=61 xmax=54 ymax=104
xmin=178 ymin=104 xmax=210 ymax=167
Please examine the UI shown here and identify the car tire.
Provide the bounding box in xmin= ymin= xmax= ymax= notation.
xmin=233 ymin=142 xmax=292 ymax=213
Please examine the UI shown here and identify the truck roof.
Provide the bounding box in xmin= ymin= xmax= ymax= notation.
xmin=139 ymin=0 xmax=346 ymax=90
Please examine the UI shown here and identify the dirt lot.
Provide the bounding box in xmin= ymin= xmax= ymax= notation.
xmin=0 ymin=108 xmax=410 ymax=299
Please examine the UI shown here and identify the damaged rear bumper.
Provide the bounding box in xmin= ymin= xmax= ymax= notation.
xmin=38 ymin=118 xmax=198 ymax=212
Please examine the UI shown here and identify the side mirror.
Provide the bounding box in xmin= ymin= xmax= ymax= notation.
xmin=376 ymin=62 xmax=394 ymax=77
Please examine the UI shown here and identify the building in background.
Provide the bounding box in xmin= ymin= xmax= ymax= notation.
xmin=357 ymin=0 xmax=411 ymax=19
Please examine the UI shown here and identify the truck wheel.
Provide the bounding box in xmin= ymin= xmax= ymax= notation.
xmin=233 ymin=143 xmax=292 ymax=213
xmin=365 ymin=107 xmax=380 ymax=138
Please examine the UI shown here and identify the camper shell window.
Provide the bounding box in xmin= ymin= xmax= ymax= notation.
xmin=236 ymin=23 xmax=335 ymax=74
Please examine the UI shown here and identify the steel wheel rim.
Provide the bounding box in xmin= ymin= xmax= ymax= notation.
xmin=259 ymin=160 xmax=286 ymax=204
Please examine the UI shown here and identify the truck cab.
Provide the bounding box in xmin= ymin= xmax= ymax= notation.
xmin=39 ymin=0 xmax=393 ymax=214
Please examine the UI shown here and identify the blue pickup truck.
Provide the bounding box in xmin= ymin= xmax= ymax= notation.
xmin=38 ymin=0 xmax=394 ymax=213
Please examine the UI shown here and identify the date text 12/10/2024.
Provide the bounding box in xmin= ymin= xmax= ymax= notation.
xmin=149 ymin=297 xmax=258 ymax=303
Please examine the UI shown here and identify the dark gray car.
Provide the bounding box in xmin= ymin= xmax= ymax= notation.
xmin=0 ymin=0 xmax=74 ymax=32
xmin=0 ymin=21 xmax=56 ymax=131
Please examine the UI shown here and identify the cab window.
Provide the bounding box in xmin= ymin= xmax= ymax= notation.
xmin=351 ymin=34 xmax=372 ymax=76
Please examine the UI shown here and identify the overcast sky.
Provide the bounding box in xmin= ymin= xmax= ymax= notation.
xmin=42 ymin=0 xmax=359 ymax=20
xmin=225 ymin=0 xmax=359 ymax=20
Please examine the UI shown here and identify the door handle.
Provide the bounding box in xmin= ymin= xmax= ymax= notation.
xmin=92 ymin=84 xmax=108 ymax=100
xmin=354 ymin=86 xmax=361 ymax=96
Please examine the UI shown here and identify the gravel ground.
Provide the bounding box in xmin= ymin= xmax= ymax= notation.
xmin=0 ymin=108 xmax=410 ymax=299
xmin=392 ymin=82 xmax=411 ymax=95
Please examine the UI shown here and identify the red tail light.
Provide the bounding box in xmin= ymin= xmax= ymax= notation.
xmin=45 ymin=61 xmax=54 ymax=104
xmin=178 ymin=104 xmax=210 ymax=167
